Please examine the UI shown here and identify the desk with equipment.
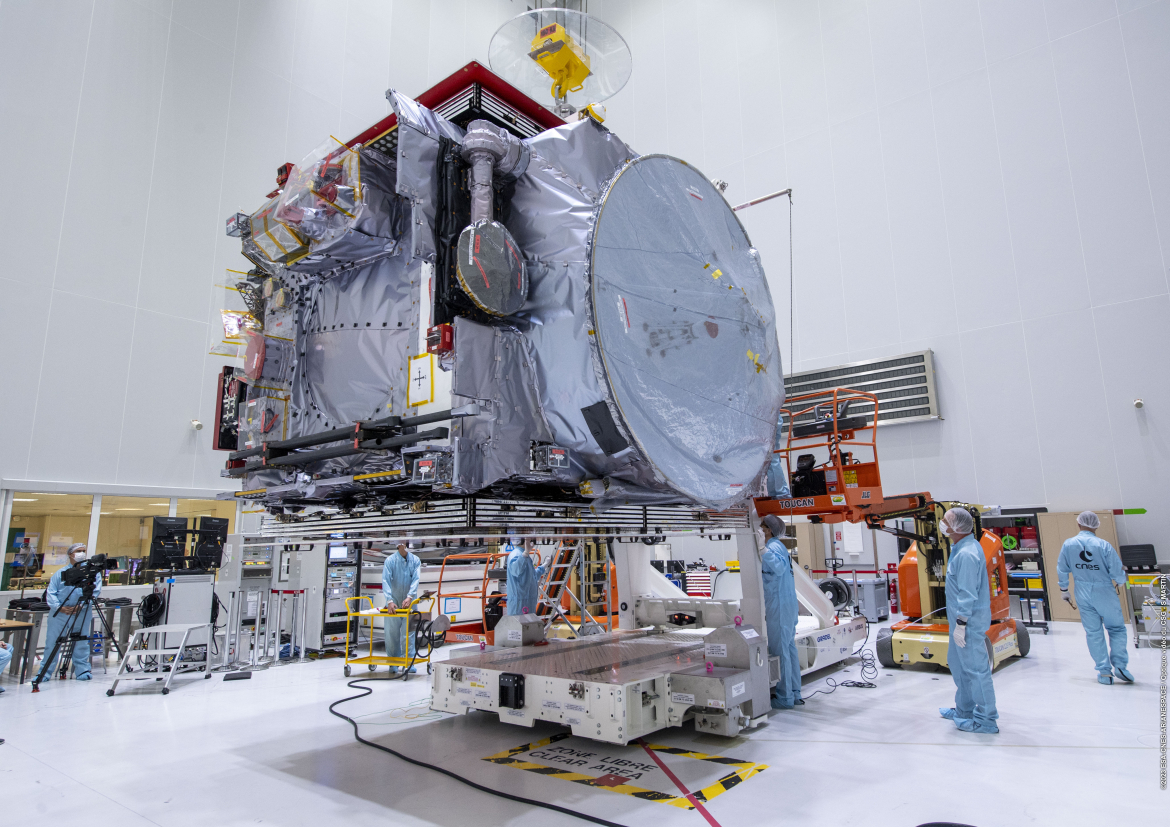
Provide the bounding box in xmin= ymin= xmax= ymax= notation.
xmin=112 ymin=517 xmax=227 ymax=680
xmin=0 ymin=617 xmax=35 ymax=683
xmin=101 ymin=516 xmax=225 ymax=695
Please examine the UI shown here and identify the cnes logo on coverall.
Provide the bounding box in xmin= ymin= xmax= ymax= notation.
xmin=1076 ymin=549 xmax=1100 ymax=570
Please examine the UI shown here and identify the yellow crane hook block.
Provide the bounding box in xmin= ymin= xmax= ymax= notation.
xmin=528 ymin=23 xmax=592 ymax=101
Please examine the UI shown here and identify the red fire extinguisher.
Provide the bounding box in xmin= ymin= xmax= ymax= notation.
xmin=886 ymin=563 xmax=898 ymax=614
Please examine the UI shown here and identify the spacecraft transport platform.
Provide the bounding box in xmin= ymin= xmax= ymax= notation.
xmin=226 ymin=494 xmax=866 ymax=744
xmin=433 ymin=625 xmax=771 ymax=745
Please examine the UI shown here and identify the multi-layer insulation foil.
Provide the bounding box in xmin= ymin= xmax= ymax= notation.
xmin=243 ymin=141 xmax=407 ymax=274
xmin=234 ymin=90 xmax=783 ymax=511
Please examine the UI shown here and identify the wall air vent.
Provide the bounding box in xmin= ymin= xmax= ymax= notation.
xmin=781 ymin=349 xmax=939 ymax=432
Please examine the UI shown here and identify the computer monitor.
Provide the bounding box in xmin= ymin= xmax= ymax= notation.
xmin=148 ymin=516 xmax=189 ymax=570
xmin=192 ymin=517 xmax=229 ymax=569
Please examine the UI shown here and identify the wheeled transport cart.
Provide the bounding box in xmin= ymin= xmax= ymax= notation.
xmin=343 ymin=595 xmax=437 ymax=678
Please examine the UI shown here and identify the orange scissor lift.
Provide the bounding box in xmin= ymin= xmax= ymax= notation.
xmin=755 ymin=388 xmax=1027 ymax=671
xmin=434 ymin=545 xmax=543 ymax=646
xmin=755 ymin=388 xmax=928 ymax=526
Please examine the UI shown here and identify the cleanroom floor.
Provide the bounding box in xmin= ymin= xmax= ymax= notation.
xmin=0 ymin=619 xmax=1160 ymax=827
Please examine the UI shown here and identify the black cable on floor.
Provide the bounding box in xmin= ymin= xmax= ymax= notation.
xmin=802 ymin=617 xmax=879 ymax=701
xmin=329 ymin=678 xmax=627 ymax=827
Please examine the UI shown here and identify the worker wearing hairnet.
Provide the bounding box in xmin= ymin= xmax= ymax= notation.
xmin=937 ymin=509 xmax=999 ymax=733
xmin=765 ymin=421 xmax=791 ymax=498
xmin=36 ymin=543 xmax=100 ymax=683
xmin=761 ymin=514 xmax=802 ymax=709
xmin=1057 ymin=511 xmax=1132 ymax=685
xmin=383 ymin=543 xmax=421 ymax=674
xmin=505 ymin=540 xmax=545 ymax=616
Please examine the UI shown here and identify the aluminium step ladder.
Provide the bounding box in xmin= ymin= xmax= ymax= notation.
xmin=106 ymin=623 xmax=213 ymax=696
xmin=536 ymin=540 xmax=612 ymax=636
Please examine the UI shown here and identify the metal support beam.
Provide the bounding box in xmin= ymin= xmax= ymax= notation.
xmin=230 ymin=424 xmax=361 ymax=461
xmin=357 ymin=427 xmax=449 ymax=450
xmin=262 ymin=444 xmax=372 ymax=469
xmin=87 ymin=494 xmax=102 ymax=552
xmin=735 ymin=504 xmax=768 ymax=653
xmin=0 ymin=490 xmax=13 ymax=561
xmin=611 ymin=542 xmax=641 ymax=631
xmin=229 ymin=406 xmax=476 ymax=462
xmin=233 ymin=427 xmax=450 ymax=474
xmin=731 ymin=188 xmax=791 ymax=212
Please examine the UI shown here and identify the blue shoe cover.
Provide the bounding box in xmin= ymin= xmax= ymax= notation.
xmin=1097 ymin=673 xmax=1113 ymax=685
xmin=75 ymin=674 xmax=92 ymax=681
xmin=955 ymin=718 xmax=998 ymax=733
xmin=939 ymin=707 xmax=956 ymax=720
xmin=1115 ymin=667 xmax=1134 ymax=683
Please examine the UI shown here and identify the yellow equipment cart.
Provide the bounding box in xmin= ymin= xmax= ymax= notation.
xmin=343 ymin=594 xmax=437 ymax=678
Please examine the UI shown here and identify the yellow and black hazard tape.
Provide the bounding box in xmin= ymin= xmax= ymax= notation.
xmin=483 ymin=734 xmax=767 ymax=811
xmin=641 ymin=742 xmax=768 ymax=804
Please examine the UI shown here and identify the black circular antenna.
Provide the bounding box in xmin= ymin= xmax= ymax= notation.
xmin=456 ymin=220 xmax=528 ymax=316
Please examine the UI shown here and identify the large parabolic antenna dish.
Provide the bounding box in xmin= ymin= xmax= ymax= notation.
xmin=489 ymin=9 xmax=632 ymax=112
xmin=589 ymin=156 xmax=782 ymax=505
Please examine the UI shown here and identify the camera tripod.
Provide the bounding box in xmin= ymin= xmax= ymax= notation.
xmin=31 ymin=585 xmax=125 ymax=692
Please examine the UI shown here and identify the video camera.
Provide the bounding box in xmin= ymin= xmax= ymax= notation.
xmin=60 ymin=554 xmax=118 ymax=596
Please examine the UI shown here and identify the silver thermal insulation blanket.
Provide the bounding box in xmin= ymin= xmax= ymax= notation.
xmin=286 ymin=147 xmax=409 ymax=273
xmin=390 ymin=92 xmax=784 ymax=510
xmin=291 ymin=256 xmax=419 ymax=433
xmin=449 ymin=317 xmax=562 ymax=491
xmin=276 ymin=255 xmax=420 ymax=481
xmin=243 ymin=147 xmax=408 ymax=277
xmin=241 ymin=93 xmax=782 ymax=508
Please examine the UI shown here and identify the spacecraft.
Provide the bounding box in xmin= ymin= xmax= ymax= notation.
xmin=215 ymin=13 xmax=783 ymax=513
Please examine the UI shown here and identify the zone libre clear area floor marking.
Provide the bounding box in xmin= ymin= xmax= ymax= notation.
xmin=482 ymin=732 xmax=768 ymax=811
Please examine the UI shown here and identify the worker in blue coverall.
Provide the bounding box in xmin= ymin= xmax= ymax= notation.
xmin=937 ymin=508 xmax=999 ymax=734
xmin=36 ymin=543 xmax=100 ymax=683
xmin=0 ymin=639 xmax=12 ymax=692
xmin=0 ymin=638 xmax=7 ymax=744
xmin=383 ymin=542 xmax=421 ymax=674
xmin=762 ymin=514 xmax=802 ymax=709
xmin=766 ymin=420 xmax=791 ymax=498
xmin=505 ymin=540 xmax=545 ymax=616
xmin=1057 ymin=511 xmax=1133 ymax=685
